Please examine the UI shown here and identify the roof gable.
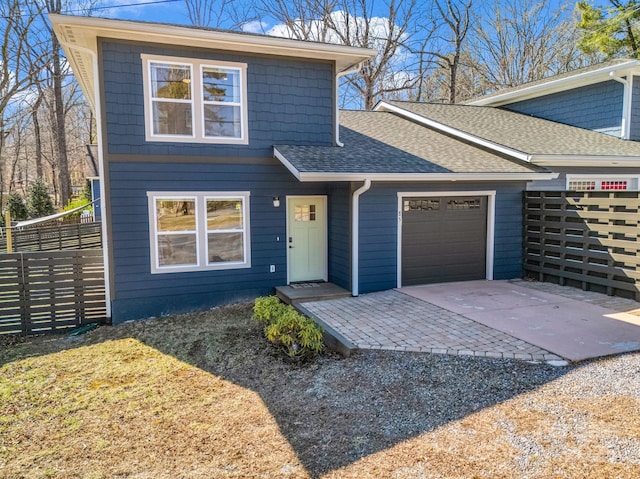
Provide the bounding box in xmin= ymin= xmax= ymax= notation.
xmin=467 ymin=59 xmax=640 ymax=107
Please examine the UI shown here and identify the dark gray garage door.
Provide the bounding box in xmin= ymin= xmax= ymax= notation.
xmin=401 ymin=196 xmax=487 ymax=285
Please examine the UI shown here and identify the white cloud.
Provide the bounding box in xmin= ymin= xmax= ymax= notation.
xmin=241 ymin=20 xmax=269 ymax=34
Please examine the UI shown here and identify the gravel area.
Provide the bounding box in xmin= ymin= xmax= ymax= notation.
xmin=2 ymin=302 xmax=640 ymax=478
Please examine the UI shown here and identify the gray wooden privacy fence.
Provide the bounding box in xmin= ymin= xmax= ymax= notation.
xmin=0 ymin=221 xmax=102 ymax=253
xmin=524 ymin=191 xmax=640 ymax=301
xmin=0 ymin=249 xmax=106 ymax=335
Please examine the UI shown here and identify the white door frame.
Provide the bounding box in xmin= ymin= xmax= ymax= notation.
xmin=286 ymin=195 xmax=328 ymax=284
xmin=396 ymin=190 xmax=496 ymax=288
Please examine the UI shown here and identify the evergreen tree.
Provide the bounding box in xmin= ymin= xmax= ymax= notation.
xmin=7 ymin=192 xmax=28 ymax=221
xmin=27 ymin=179 xmax=55 ymax=218
xmin=576 ymin=1 xmax=640 ymax=58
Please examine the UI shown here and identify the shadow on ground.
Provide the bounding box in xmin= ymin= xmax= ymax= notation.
xmin=0 ymin=302 xmax=571 ymax=478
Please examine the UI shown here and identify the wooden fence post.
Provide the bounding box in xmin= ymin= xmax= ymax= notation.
xmin=5 ymin=212 xmax=12 ymax=253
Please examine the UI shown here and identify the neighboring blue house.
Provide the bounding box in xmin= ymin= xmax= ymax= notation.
xmin=466 ymin=59 xmax=640 ymax=191
xmin=52 ymin=14 xmax=640 ymax=324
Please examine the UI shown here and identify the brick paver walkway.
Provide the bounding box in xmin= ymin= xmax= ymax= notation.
xmin=302 ymin=288 xmax=565 ymax=362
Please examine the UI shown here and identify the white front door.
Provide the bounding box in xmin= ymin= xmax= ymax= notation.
xmin=287 ymin=196 xmax=327 ymax=283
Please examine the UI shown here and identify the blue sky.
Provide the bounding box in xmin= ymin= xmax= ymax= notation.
xmin=67 ymin=0 xmax=594 ymax=32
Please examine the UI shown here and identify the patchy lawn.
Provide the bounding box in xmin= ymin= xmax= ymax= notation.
xmin=1 ymin=302 xmax=639 ymax=478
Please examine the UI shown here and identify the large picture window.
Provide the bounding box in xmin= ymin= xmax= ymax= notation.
xmin=142 ymin=55 xmax=248 ymax=144
xmin=148 ymin=192 xmax=250 ymax=273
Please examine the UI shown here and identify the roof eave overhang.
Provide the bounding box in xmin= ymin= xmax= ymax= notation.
xmin=374 ymin=101 xmax=532 ymax=162
xmin=531 ymin=155 xmax=640 ymax=167
xmin=49 ymin=13 xmax=376 ymax=113
xmin=295 ymin=172 xmax=559 ymax=182
xmin=468 ymin=61 xmax=640 ymax=106
xmin=274 ymin=148 xmax=557 ymax=182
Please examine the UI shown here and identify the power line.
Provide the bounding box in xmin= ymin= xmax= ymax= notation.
xmin=0 ymin=0 xmax=182 ymax=20
xmin=63 ymin=0 xmax=182 ymax=14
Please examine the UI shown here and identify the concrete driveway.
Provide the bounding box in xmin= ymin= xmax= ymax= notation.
xmin=299 ymin=280 xmax=640 ymax=363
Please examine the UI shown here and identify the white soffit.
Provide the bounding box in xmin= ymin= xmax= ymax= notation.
xmin=49 ymin=13 xmax=376 ymax=111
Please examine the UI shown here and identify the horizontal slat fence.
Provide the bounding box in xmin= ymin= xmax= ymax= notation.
xmin=524 ymin=191 xmax=640 ymax=301
xmin=0 ymin=249 xmax=106 ymax=335
xmin=0 ymin=221 xmax=102 ymax=253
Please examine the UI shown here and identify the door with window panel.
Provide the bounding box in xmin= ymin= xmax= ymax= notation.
xmin=287 ymin=197 xmax=327 ymax=282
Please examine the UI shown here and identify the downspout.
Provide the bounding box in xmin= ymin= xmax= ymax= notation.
xmin=351 ymin=178 xmax=371 ymax=296
xmin=335 ymin=62 xmax=363 ymax=147
xmin=610 ymin=71 xmax=632 ymax=140
xmin=60 ymin=42 xmax=112 ymax=319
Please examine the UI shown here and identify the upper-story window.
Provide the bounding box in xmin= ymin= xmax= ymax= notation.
xmin=142 ymin=54 xmax=248 ymax=144
xmin=566 ymin=175 xmax=640 ymax=191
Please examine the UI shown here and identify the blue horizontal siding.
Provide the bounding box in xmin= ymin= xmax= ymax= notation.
xmin=100 ymin=40 xmax=334 ymax=158
xmin=108 ymin=161 xmax=331 ymax=323
xmin=630 ymin=76 xmax=640 ymax=141
xmin=504 ymin=80 xmax=623 ymax=137
xmin=328 ymin=183 xmax=351 ymax=289
xmin=356 ymin=182 xmax=527 ymax=293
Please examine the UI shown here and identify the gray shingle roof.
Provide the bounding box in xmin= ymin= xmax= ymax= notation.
xmin=386 ymin=101 xmax=640 ymax=157
xmin=275 ymin=110 xmax=546 ymax=175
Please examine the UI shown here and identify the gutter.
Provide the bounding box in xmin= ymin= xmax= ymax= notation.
xmin=335 ymin=62 xmax=363 ymax=147
xmin=59 ymin=41 xmax=112 ymax=320
xmin=610 ymin=71 xmax=632 ymax=140
xmin=293 ymin=171 xmax=558 ymax=182
xmin=530 ymin=155 xmax=640 ymax=167
xmin=351 ymin=179 xmax=371 ymax=297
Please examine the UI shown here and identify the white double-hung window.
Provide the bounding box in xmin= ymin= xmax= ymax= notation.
xmin=148 ymin=192 xmax=251 ymax=273
xmin=142 ymin=54 xmax=248 ymax=143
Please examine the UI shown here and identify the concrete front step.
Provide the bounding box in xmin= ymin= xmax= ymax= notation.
xmin=275 ymin=282 xmax=351 ymax=305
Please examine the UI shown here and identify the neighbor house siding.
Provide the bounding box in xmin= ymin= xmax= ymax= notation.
xmin=100 ymin=39 xmax=335 ymax=158
xmin=503 ymin=80 xmax=624 ymax=137
xmin=356 ymin=182 xmax=527 ymax=293
xmin=108 ymin=160 xmax=331 ymax=323
xmin=630 ymin=76 xmax=640 ymax=141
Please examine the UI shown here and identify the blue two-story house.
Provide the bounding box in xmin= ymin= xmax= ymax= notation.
xmin=58 ymin=14 xmax=640 ymax=324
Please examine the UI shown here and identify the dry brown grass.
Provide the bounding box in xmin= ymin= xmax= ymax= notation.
xmin=1 ymin=302 xmax=639 ymax=479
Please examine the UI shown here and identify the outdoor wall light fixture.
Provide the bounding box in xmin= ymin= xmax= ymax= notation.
xmin=273 ymin=197 xmax=280 ymax=207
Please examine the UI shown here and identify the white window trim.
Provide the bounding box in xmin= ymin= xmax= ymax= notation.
xmin=566 ymin=174 xmax=640 ymax=191
xmin=148 ymin=191 xmax=251 ymax=274
xmin=142 ymin=54 xmax=248 ymax=144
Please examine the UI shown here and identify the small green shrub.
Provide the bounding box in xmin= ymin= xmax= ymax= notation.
xmin=253 ymin=296 xmax=286 ymax=324
xmin=7 ymin=192 xmax=28 ymax=221
xmin=253 ymin=296 xmax=323 ymax=359
xmin=62 ymin=197 xmax=92 ymax=219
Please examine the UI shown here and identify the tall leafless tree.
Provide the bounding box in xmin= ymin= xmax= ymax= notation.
xmin=260 ymin=0 xmax=417 ymax=109
xmin=184 ymin=0 xmax=233 ymax=27
xmin=411 ymin=0 xmax=472 ymax=103
xmin=469 ymin=0 xmax=583 ymax=91
xmin=0 ymin=0 xmax=46 ymax=211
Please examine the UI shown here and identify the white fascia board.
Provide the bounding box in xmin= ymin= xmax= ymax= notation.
xmin=375 ymin=101 xmax=531 ymax=162
xmin=530 ymin=155 xmax=640 ymax=167
xmin=296 ymin=172 xmax=559 ymax=182
xmin=273 ymin=148 xmax=303 ymax=181
xmin=48 ymin=14 xmax=376 ymax=72
xmin=468 ymin=61 xmax=640 ymax=106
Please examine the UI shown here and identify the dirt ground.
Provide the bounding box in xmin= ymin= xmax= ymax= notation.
xmin=1 ymin=302 xmax=640 ymax=478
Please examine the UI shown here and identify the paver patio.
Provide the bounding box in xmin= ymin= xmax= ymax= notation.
xmin=299 ymin=280 xmax=640 ymax=363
